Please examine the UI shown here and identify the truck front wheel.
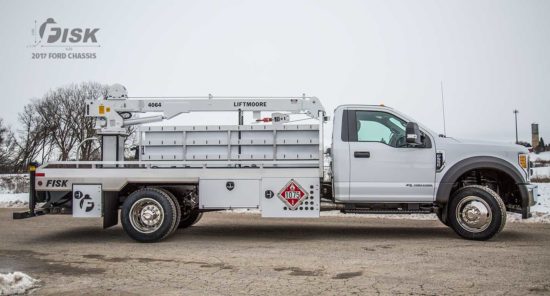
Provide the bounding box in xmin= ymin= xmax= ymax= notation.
xmin=121 ymin=188 xmax=181 ymax=242
xmin=448 ymin=185 xmax=506 ymax=241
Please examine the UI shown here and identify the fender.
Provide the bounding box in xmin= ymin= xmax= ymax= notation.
xmin=436 ymin=156 xmax=528 ymax=205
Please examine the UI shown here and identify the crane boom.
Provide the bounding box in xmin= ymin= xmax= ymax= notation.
xmin=86 ymin=84 xmax=325 ymax=135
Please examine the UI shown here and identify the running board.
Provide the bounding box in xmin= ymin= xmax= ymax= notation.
xmin=341 ymin=209 xmax=433 ymax=215
xmin=320 ymin=201 xmax=435 ymax=214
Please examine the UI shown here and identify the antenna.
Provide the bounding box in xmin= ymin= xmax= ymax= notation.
xmin=440 ymin=81 xmax=447 ymax=136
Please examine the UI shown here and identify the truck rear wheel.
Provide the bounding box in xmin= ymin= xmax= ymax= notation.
xmin=178 ymin=210 xmax=203 ymax=229
xmin=163 ymin=189 xmax=182 ymax=234
xmin=121 ymin=188 xmax=181 ymax=243
xmin=448 ymin=185 xmax=506 ymax=241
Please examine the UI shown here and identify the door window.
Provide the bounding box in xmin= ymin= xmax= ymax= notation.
xmin=355 ymin=111 xmax=407 ymax=147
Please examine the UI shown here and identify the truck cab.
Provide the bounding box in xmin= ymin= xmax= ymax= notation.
xmin=330 ymin=105 xmax=538 ymax=239
xmin=332 ymin=105 xmax=436 ymax=203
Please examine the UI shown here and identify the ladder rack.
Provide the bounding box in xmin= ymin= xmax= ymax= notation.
xmin=139 ymin=124 xmax=320 ymax=163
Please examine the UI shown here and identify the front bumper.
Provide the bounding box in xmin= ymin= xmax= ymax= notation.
xmin=519 ymin=183 xmax=539 ymax=219
xmin=527 ymin=184 xmax=539 ymax=206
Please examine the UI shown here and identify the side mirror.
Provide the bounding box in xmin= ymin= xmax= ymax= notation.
xmin=406 ymin=122 xmax=422 ymax=146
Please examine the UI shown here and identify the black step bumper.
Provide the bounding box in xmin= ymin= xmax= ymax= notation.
xmin=13 ymin=210 xmax=46 ymax=220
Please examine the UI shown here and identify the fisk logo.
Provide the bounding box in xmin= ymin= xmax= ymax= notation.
xmin=35 ymin=18 xmax=100 ymax=45
xmin=74 ymin=191 xmax=95 ymax=212
xmin=46 ymin=180 xmax=68 ymax=187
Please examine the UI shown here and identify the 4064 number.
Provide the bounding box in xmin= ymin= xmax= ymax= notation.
xmin=148 ymin=102 xmax=162 ymax=108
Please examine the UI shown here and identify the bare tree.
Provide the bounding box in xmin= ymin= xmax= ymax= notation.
xmin=7 ymin=102 xmax=52 ymax=171
xmin=0 ymin=118 xmax=7 ymax=145
xmin=72 ymin=83 xmax=109 ymax=160
xmin=0 ymin=118 xmax=14 ymax=173
xmin=4 ymin=82 xmax=138 ymax=172
xmin=34 ymin=83 xmax=107 ymax=161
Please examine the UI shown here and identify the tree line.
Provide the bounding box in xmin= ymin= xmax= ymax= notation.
xmin=0 ymin=82 xmax=134 ymax=173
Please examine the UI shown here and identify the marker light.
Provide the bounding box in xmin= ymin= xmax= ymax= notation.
xmin=518 ymin=154 xmax=528 ymax=169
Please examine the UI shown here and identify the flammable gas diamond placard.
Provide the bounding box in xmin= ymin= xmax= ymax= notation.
xmin=277 ymin=179 xmax=309 ymax=209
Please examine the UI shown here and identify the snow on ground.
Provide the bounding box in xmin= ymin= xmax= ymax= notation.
xmin=0 ymin=174 xmax=30 ymax=208
xmin=0 ymin=193 xmax=28 ymax=203
xmin=0 ymin=194 xmax=28 ymax=208
xmin=530 ymin=152 xmax=550 ymax=180
xmin=0 ymin=272 xmax=39 ymax=295
xmin=531 ymin=151 xmax=550 ymax=161
xmin=532 ymin=166 xmax=550 ymax=179
xmin=508 ymin=183 xmax=550 ymax=223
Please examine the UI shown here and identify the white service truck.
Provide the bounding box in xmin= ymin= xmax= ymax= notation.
xmin=14 ymin=84 xmax=538 ymax=242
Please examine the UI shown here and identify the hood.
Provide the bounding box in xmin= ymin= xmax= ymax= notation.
xmin=436 ymin=136 xmax=529 ymax=154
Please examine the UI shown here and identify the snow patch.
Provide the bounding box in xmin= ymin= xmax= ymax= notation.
xmin=523 ymin=183 xmax=550 ymax=223
xmin=0 ymin=194 xmax=28 ymax=208
xmin=0 ymin=272 xmax=39 ymax=295
xmin=531 ymin=151 xmax=550 ymax=161
xmin=532 ymin=166 xmax=550 ymax=179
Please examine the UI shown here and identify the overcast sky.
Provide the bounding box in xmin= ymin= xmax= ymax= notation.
xmin=0 ymin=0 xmax=549 ymax=144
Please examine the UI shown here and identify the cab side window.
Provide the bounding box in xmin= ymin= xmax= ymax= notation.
xmin=355 ymin=111 xmax=407 ymax=148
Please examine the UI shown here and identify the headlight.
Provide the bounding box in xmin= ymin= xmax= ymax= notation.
xmin=518 ymin=153 xmax=528 ymax=169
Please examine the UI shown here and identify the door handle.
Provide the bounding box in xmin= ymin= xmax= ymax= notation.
xmin=354 ymin=151 xmax=370 ymax=158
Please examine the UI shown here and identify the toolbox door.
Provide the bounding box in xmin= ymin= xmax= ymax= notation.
xmin=199 ymin=179 xmax=260 ymax=209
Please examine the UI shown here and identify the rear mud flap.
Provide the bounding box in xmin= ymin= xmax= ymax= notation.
xmin=103 ymin=192 xmax=119 ymax=229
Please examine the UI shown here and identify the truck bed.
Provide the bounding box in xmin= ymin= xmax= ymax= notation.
xmin=35 ymin=161 xmax=321 ymax=192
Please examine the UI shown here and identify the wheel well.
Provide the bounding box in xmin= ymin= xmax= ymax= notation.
xmin=449 ymin=168 xmax=522 ymax=209
xmin=118 ymin=183 xmax=198 ymax=205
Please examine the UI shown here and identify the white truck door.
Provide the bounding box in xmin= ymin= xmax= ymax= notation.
xmin=345 ymin=109 xmax=436 ymax=202
xmin=331 ymin=107 xmax=351 ymax=201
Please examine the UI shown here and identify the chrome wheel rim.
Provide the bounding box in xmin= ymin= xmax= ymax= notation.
xmin=129 ymin=198 xmax=164 ymax=233
xmin=456 ymin=196 xmax=492 ymax=233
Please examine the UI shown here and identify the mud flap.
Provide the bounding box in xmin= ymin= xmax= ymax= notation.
xmin=103 ymin=192 xmax=119 ymax=229
xmin=519 ymin=184 xmax=533 ymax=219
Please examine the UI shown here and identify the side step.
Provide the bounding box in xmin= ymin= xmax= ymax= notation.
xmin=320 ymin=201 xmax=436 ymax=215
xmin=341 ymin=209 xmax=433 ymax=215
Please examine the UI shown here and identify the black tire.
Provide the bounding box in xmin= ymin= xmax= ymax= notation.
xmin=192 ymin=212 xmax=203 ymax=226
xmin=448 ymin=185 xmax=506 ymax=241
xmin=162 ymin=188 xmax=182 ymax=234
xmin=121 ymin=188 xmax=180 ymax=243
xmin=178 ymin=210 xmax=203 ymax=229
